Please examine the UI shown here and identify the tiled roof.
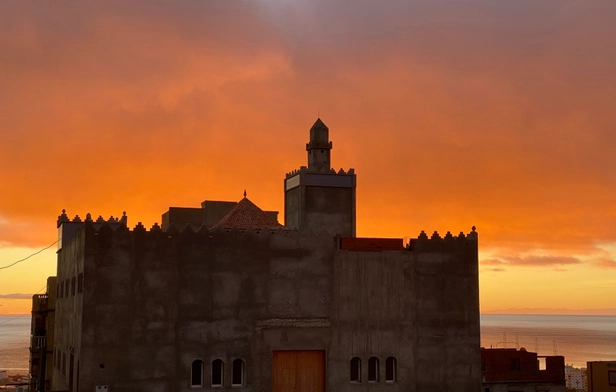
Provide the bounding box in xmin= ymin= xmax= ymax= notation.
xmin=212 ymin=197 xmax=283 ymax=230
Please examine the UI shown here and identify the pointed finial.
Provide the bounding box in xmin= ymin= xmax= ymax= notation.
xmin=243 ymin=189 xmax=247 ymax=198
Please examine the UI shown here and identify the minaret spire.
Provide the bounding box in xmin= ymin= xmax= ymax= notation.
xmin=306 ymin=118 xmax=332 ymax=172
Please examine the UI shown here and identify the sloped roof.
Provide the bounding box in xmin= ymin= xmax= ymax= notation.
xmin=311 ymin=117 xmax=329 ymax=130
xmin=211 ymin=197 xmax=283 ymax=230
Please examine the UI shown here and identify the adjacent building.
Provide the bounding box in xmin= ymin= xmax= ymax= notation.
xmin=587 ymin=361 xmax=616 ymax=392
xmin=566 ymin=364 xmax=588 ymax=391
xmin=43 ymin=119 xmax=481 ymax=392
xmin=481 ymin=348 xmax=566 ymax=392
xmin=29 ymin=276 xmax=57 ymax=392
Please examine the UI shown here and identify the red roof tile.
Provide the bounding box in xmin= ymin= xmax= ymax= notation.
xmin=212 ymin=197 xmax=283 ymax=230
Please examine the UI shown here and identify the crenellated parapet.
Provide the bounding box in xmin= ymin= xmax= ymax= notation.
xmin=408 ymin=226 xmax=478 ymax=252
xmin=57 ymin=209 xmax=127 ymax=228
xmin=285 ymin=166 xmax=356 ymax=178
xmin=82 ymin=220 xmax=337 ymax=266
xmin=285 ymin=166 xmax=307 ymax=178
xmin=57 ymin=209 xmax=128 ymax=250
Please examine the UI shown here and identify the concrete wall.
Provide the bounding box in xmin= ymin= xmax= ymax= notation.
xmin=588 ymin=361 xmax=616 ymax=392
xmin=55 ymin=222 xmax=479 ymax=392
xmin=284 ymin=171 xmax=356 ymax=237
xmin=53 ymin=225 xmax=86 ymax=391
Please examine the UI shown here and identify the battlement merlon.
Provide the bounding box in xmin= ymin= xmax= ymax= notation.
xmin=284 ymin=169 xmax=356 ymax=191
xmin=285 ymin=167 xmax=355 ymax=179
xmin=57 ymin=209 xmax=128 ymax=250
xmin=408 ymin=227 xmax=478 ymax=252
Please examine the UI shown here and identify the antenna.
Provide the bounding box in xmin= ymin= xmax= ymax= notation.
xmin=553 ymin=340 xmax=558 ymax=355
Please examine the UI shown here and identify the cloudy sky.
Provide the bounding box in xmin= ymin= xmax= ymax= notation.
xmin=1 ymin=1 xmax=615 ymax=314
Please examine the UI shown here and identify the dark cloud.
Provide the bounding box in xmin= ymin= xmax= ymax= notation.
xmin=487 ymin=255 xmax=582 ymax=267
xmin=0 ymin=293 xmax=33 ymax=300
xmin=481 ymin=259 xmax=504 ymax=266
xmin=482 ymin=267 xmax=506 ymax=273
xmin=0 ymin=0 xmax=614 ymax=264
xmin=594 ymin=258 xmax=616 ymax=269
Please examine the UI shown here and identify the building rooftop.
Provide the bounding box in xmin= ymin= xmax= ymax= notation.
xmin=212 ymin=195 xmax=284 ymax=230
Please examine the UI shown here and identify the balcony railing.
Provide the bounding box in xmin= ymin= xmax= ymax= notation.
xmin=36 ymin=294 xmax=48 ymax=306
xmin=30 ymin=335 xmax=46 ymax=351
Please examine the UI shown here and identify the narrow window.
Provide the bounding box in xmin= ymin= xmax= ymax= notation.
xmin=368 ymin=357 xmax=379 ymax=382
xmin=510 ymin=358 xmax=520 ymax=370
xmin=71 ymin=277 xmax=76 ymax=296
xmin=232 ymin=359 xmax=245 ymax=386
xmin=191 ymin=360 xmax=204 ymax=387
xmin=62 ymin=352 xmax=67 ymax=375
xmin=212 ymin=359 xmax=224 ymax=387
xmin=385 ymin=357 xmax=396 ymax=382
xmin=350 ymin=357 xmax=361 ymax=383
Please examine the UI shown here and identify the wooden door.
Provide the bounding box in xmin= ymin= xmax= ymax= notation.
xmin=273 ymin=350 xmax=325 ymax=392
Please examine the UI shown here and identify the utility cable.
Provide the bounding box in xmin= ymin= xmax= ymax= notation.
xmin=0 ymin=240 xmax=59 ymax=270
xmin=0 ymin=285 xmax=47 ymax=324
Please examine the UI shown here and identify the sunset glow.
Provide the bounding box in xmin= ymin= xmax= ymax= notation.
xmin=1 ymin=1 xmax=615 ymax=314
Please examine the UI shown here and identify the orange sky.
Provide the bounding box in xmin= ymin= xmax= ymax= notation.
xmin=1 ymin=1 xmax=615 ymax=314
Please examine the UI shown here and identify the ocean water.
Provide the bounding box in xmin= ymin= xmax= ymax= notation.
xmin=481 ymin=314 xmax=616 ymax=368
xmin=1 ymin=314 xmax=614 ymax=374
xmin=0 ymin=314 xmax=31 ymax=374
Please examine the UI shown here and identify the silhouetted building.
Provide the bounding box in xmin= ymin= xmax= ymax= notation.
xmin=29 ymin=277 xmax=56 ymax=392
xmin=482 ymin=347 xmax=566 ymax=392
xmin=44 ymin=119 xmax=480 ymax=392
xmin=587 ymin=361 xmax=616 ymax=392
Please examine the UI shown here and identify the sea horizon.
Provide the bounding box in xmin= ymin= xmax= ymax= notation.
xmin=2 ymin=313 xmax=615 ymax=374
xmin=3 ymin=306 xmax=616 ymax=317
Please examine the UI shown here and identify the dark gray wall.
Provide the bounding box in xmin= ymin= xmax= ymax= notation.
xmin=54 ymin=222 xmax=479 ymax=392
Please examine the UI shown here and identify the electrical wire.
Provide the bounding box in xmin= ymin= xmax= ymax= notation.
xmin=0 ymin=240 xmax=59 ymax=270
xmin=0 ymin=285 xmax=47 ymax=324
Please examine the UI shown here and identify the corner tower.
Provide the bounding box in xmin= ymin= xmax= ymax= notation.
xmin=284 ymin=119 xmax=356 ymax=236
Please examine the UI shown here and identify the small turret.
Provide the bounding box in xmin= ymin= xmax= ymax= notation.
xmin=285 ymin=119 xmax=356 ymax=236
xmin=306 ymin=118 xmax=332 ymax=172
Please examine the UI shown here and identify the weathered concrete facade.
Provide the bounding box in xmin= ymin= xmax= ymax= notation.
xmin=285 ymin=119 xmax=356 ymax=237
xmin=49 ymin=119 xmax=480 ymax=392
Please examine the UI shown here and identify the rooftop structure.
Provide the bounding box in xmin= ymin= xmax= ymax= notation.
xmin=39 ymin=119 xmax=481 ymax=392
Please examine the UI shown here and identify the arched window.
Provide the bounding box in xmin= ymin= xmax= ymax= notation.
xmin=385 ymin=357 xmax=396 ymax=383
xmin=350 ymin=357 xmax=361 ymax=383
xmin=212 ymin=359 xmax=224 ymax=387
xmin=368 ymin=357 xmax=379 ymax=382
xmin=232 ymin=359 xmax=245 ymax=386
xmin=191 ymin=360 xmax=204 ymax=387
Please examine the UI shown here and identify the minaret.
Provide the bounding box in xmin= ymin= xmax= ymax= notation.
xmin=306 ymin=118 xmax=332 ymax=172
xmin=284 ymin=119 xmax=356 ymax=237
